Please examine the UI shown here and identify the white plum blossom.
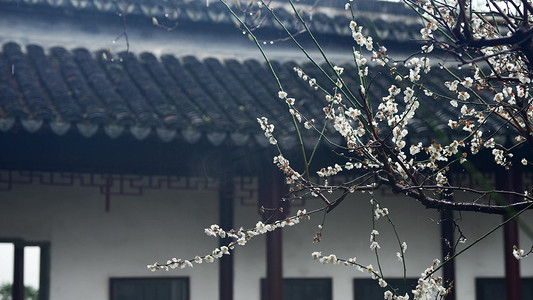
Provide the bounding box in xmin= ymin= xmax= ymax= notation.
xmin=449 ymin=100 xmax=458 ymax=108
xmin=494 ymin=93 xmax=504 ymax=103
xmin=384 ymin=290 xmax=393 ymax=300
xmin=492 ymin=149 xmax=506 ymax=166
xmin=445 ymin=80 xmax=459 ymax=92
xmin=194 ymin=256 xmax=203 ymax=264
xmin=379 ymin=278 xmax=387 ymax=287
xmin=319 ymin=254 xmax=339 ymax=264
xmin=462 ymin=77 xmax=473 ymax=88
xmin=457 ymin=91 xmax=470 ymax=101
xmin=333 ymin=65 xmax=344 ymax=75
xmin=366 ymin=264 xmax=374 ymax=274
xmin=350 ymin=22 xmax=373 ymax=51
xmin=513 ymin=246 xmax=530 ymax=260
xmin=436 ymin=171 xmax=448 ymax=186
xmin=420 ymin=28 xmax=432 ymax=39
xmin=513 ymin=247 xmax=525 ymax=259
xmin=410 ymin=142 xmax=423 ymax=155
xmin=257 ymin=117 xmax=277 ymax=145
xmin=397 ymin=252 xmax=403 ymax=261
xmin=370 ymin=241 xmax=381 ymax=250
xmin=346 ymin=107 xmax=362 ymax=119
xmin=373 ymin=204 xmax=389 ymax=220
xmin=411 ymin=259 xmax=448 ymax=299
xmin=316 ymin=164 xmax=343 ymax=177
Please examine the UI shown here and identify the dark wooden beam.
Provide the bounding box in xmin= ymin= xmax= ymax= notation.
xmin=13 ymin=243 xmax=24 ymax=300
xmin=266 ymin=229 xmax=283 ymax=300
xmin=259 ymin=161 xmax=287 ymax=300
xmin=219 ymin=176 xmax=235 ymax=300
xmin=0 ymin=129 xmax=265 ymax=177
xmin=496 ymin=170 xmax=522 ymax=300
xmin=440 ymin=207 xmax=456 ymax=300
xmin=503 ymin=214 xmax=521 ymax=300
xmin=39 ymin=243 xmax=51 ymax=300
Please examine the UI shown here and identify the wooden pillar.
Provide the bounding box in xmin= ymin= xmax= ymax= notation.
xmin=496 ymin=170 xmax=522 ymax=300
xmin=440 ymin=207 xmax=456 ymax=300
xmin=266 ymin=229 xmax=283 ymax=300
xmin=13 ymin=243 xmax=24 ymax=300
xmin=260 ymin=164 xmax=286 ymax=300
xmin=503 ymin=215 xmax=521 ymax=300
xmin=219 ymin=176 xmax=234 ymax=300
xmin=39 ymin=243 xmax=51 ymax=300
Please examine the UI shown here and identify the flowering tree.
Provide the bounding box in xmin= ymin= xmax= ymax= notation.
xmin=148 ymin=0 xmax=533 ymax=299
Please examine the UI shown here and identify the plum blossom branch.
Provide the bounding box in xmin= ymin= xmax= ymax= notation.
xmin=148 ymin=208 xmax=313 ymax=271
xmin=150 ymin=1 xmax=533 ymax=299
xmin=425 ymin=200 xmax=533 ymax=279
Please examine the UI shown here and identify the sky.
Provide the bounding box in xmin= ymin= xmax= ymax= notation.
xmin=0 ymin=243 xmax=40 ymax=290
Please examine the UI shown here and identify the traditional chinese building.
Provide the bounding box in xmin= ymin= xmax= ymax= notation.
xmin=0 ymin=0 xmax=532 ymax=300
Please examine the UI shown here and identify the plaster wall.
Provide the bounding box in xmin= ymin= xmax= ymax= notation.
xmin=1 ymin=176 xmax=532 ymax=300
xmin=230 ymin=184 xmax=533 ymax=300
xmin=0 ymin=178 xmax=220 ymax=300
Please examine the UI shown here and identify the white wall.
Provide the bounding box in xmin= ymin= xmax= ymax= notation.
xmin=1 ymin=173 xmax=532 ymax=300
xmin=0 ymin=176 xmax=220 ymax=300
xmin=453 ymin=208 xmax=533 ymax=299
xmin=233 ymin=188 xmax=533 ymax=300
xmin=234 ymin=190 xmax=443 ymax=300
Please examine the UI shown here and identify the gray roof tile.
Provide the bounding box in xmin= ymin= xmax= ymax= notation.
xmin=0 ymin=41 xmax=513 ymax=149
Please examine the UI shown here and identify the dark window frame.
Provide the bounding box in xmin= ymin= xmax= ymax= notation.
xmin=260 ymin=277 xmax=332 ymax=300
xmin=109 ymin=277 xmax=190 ymax=300
xmin=476 ymin=277 xmax=533 ymax=300
xmin=353 ymin=277 xmax=418 ymax=300
xmin=0 ymin=238 xmax=50 ymax=300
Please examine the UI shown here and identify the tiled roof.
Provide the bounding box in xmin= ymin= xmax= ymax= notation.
xmin=0 ymin=0 xmax=422 ymax=43
xmin=0 ymin=42 xmax=296 ymax=146
xmin=0 ymin=41 xmax=507 ymax=149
